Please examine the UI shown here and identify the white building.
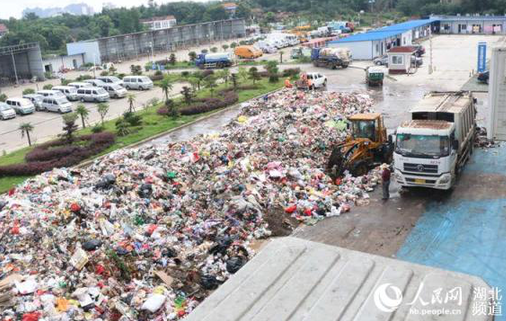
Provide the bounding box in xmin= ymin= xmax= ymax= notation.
xmin=42 ymin=53 xmax=85 ymax=73
xmin=488 ymin=39 xmax=506 ymax=140
xmin=327 ymin=19 xmax=434 ymax=60
xmin=141 ymin=16 xmax=177 ymax=31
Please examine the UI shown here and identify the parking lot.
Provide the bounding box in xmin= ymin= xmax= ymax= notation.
xmin=0 ymin=35 xmax=499 ymax=153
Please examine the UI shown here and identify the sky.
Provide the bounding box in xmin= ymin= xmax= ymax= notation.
xmin=0 ymin=0 xmax=177 ymax=19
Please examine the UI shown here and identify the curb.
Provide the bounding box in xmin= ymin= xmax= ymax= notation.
xmin=76 ymin=86 xmax=284 ymax=169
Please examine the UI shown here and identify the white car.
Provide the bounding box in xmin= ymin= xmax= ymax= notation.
xmin=97 ymin=76 xmax=124 ymax=87
xmin=41 ymin=96 xmax=73 ymax=113
xmin=0 ymin=103 xmax=16 ymax=120
xmin=102 ymin=84 xmax=127 ymax=98
xmin=84 ymin=79 xmax=107 ymax=87
xmin=23 ymin=94 xmax=44 ymax=110
xmin=123 ymin=76 xmax=154 ymax=90
xmin=6 ymin=98 xmax=35 ymax=115
xmin=306 ymin=72 xmax=327 ymax=89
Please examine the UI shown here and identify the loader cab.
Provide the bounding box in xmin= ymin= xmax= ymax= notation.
xmin=348 ymin=113 xmax=386 ymax=143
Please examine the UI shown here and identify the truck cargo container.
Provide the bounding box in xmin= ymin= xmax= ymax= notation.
xmin=311 ymin=47 xmax=352 ymax=69
xmin=195 ymin=52 xmax=234 ymax=69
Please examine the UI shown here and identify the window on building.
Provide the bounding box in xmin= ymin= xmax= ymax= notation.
xmin=392 ymin=55 xmax=403 ymax=65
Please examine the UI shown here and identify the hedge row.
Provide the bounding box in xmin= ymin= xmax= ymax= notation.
xmin=180 ymin=90 xmax=238 ymax=116
xmin=0 ymin=132 xmax=115 ymax=177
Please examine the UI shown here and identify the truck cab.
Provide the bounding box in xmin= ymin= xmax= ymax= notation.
xmin=393 ymin=91 xmax=476 ymax=190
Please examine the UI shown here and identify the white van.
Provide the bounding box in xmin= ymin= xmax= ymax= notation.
xmin=5 ymin=98 xmax=35 ymax=115
xmin=41 ymin=96 xmax=73 ymax=113
xmin=97 ymin=76 xmax=123 ymax=87
xmin=123 ymin=76 xmax=153 ymax=90
xmin=84 ymin=79 xmax=107 ymax=87
xmin=101 ymin=84 xmax=127 ymax=99
xmin=53 ymin=86 xmax=78 ymax=101
xmin=68 ymin=82 xmax=93 ymax=89
xmin=37 ymin=90 xmax=67 ymax=100
xmin=76 ymin=87 xmax=110 ymax=102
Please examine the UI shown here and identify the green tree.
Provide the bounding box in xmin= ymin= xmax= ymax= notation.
xmin=265 ymin=61 xmax=279 ymax=75
xmin=210 ymin=47 xmax=218 ymax=53
xmin=180 ymin=86 xmax=194 ymax=105
xmin=159 ymin=75 xmax=173 ymax=102
xmin=75 ymin=104 xmax=89 ymax=129
xmin=115 ymin=119 xmax=132 ymax=137
xmin=187 ymin=76 xmax=200 ymax=91
xmin=61 ymin=112 xmax=79 ymax=144
xmin=189 ymin=51 xmax=197 ymax=62
xmin=203 ymin=75 xmax=217 ymax=96
xmin=222 ymin=44 xmax=229 ymax=51
xmin=22 ymin=88 xmax=35 ymax=95
xmin=238 ymin=67 xmax=248 ymax=84
xmin=248 ymin=67 xmax=261 ymax=84
xmin=109 ymin=65 xmax=117 ymax=75
xmin=19 ymin=123 xmax=34 ymax=146
xmin=0 ymin=94 xmax=7 ymax=102
xmin=43 ymin=84 xmax=53 ymax=90
xmin=127 ymin=94 xmax=136 ymax=113
xmin=97 ymin=103 xmax=109 ymax=125
xmin=231 ymin=73 xmax=238 ymax=90
xmin=230 ymin=42 xmax=238 ymax=49
xmin=94 ymin=15 xmax=114 ymax=37
xmin=217 ymin=68 xmax=231 ymax=85
xmin=169 ymin=53 xmax=177 ymax=65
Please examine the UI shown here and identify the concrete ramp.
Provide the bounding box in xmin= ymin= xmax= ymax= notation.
xmin=185 ymin=237 xmax=492 ymax=321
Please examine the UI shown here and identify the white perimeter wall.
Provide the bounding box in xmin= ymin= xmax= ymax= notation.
xmin=488 ymin=46 xmax=506 ymax=140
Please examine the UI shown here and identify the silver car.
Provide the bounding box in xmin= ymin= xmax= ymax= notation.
xmin=23 ymin=94 xmax=44 ymax=110
xmin=0 ymin=103 xmax=16 ymax=120
xmin=102 ymin=84 xmax=127 ymax=98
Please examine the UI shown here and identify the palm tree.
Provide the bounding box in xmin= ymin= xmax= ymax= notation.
xmin=158 ymin=75 xmax=173 ymax=102
xmin=127 ymin=94 xmax=136 ymax=113
xmin=75 ymin=104 xmax=89 ymax=128
xmin=97 ymin=103 xmax=109 ymax=125
xmin=19 ymin=123 xmax=34 ymax=146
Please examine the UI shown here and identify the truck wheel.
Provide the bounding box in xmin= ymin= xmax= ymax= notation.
xmin=352 ymin=162 xmax=369 ymax=177
xmin=342 ymin=64 xmax=349 ymax=69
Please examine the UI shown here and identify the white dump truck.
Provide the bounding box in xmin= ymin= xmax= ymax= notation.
xmin=393 ymin=91 xmax=476 ymax=190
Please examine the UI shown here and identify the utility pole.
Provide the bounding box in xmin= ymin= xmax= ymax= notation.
xmin=428 ymin=28 xmax=433 ymax=74
xmin=11 ymin=51 xmax=18 ymax=85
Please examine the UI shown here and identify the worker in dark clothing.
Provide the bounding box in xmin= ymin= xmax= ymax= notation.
xmin=381 ymin=164 xmax=391 ymax=200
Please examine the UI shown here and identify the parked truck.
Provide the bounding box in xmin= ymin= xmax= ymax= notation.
xmin=393 ymin=91 xmax=476 ymax=190
xmin=195 ymin=52 xmax=234 ymax=69
xmin=311 ymin=47 xmax=352 ymax=69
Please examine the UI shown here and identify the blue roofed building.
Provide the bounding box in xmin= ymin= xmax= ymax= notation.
xmin=327 ymin=19 xmax=436 ymax=60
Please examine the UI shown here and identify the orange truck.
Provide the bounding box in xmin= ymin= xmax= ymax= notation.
xmin=234 ymin=46 xmax=263 ymax=59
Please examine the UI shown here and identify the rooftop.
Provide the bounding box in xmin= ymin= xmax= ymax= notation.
xmin=410 ymin=91 xmax=473 ymax=114
xmin=388 ymin=46 xmax=417 ymax=53
xmin=329 ymin=18 xmax=437 ymax=44
xmin=400 ymin=120 xmax=453 ymax=130
xmin=329 ymin=30 xmax=402 ymax=43
xmin=435 ymin=15 xmax=506 ymax=21
xmin=140 ymin=15 xmax=176 ymax=23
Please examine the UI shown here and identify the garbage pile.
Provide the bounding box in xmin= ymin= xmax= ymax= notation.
xmin=475 ymin=126 xmax=499 ymax=148
xmin=0 ymin=89 xmax=382 ymax=320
